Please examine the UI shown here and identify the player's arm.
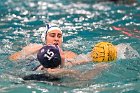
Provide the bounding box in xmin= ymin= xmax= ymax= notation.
xmin=78 ymin=63 xmax=109 ymax=80
xmin=44 ymin=68 xmax=80 ymax=78
xmin=64 ymin=52 xmax=92 ymax=67
xmin=45 ymin=63 xmax=109 ymax=80
xmin=9 ymin=43 xmax=43 ymax=61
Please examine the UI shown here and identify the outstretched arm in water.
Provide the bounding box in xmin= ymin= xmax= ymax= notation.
xmin=9 ymin=43 xmax=43 ymax=61
xmin=64 ymin=52 xmax=92 ymax=67
xmin=46 ymin=62 xmax=109 ymax=81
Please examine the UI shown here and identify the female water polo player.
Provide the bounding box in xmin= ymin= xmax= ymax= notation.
xmin=9 ymin=24 xmax=110 ymax=81
xmin=22 ymin=44 xmax=108 ymax=82
xmin=9 ymin=24 xmax=77 ymax=61
xmin=9 ymin=24 xmax=93 ymax=67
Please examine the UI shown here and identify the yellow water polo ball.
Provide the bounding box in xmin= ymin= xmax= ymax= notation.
xmin=91 ymin=42 xmax=117 ymax=62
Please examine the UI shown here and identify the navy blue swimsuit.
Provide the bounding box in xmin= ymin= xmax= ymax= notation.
xmin=22 ymin=73 xmax=61 ymax=81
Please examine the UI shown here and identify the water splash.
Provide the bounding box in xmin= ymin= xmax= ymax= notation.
xmin=117 ymin=43 xmax=140 ymax=59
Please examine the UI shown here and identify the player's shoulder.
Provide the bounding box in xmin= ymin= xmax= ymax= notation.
xmin=23 ymin=43 xmax=43 ymax=50
xmin=63 ymin=51 xmax=77 ymax=59
xmin=29 ymin=43 xmax=43 ymax=47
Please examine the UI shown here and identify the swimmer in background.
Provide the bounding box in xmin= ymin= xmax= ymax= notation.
xmin=9 ymin=24 xmax=109 ymax=81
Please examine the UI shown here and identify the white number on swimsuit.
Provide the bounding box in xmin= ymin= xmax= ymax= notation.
xmin=44 ymin=49 xmax=54 ymax=60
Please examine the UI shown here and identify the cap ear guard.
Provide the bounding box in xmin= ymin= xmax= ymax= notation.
xmin=41 ymin=25 xmax=50 ymax=44
xmin=41 ymin=31 xmax=46 ymax=44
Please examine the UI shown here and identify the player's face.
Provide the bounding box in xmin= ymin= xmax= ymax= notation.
xmin=46 ymin=30 xmax=63 ymax=47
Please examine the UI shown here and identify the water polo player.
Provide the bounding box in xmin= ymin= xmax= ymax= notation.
xmin=22 ymin=45 xmax=63 ymax=81
xmin=9 ymin=24 xmax=116 ymax=83
xmin=9 ymin=24 xmax=110 ymax=76
xmin=9 ymin=24 xmax=77 ymax=62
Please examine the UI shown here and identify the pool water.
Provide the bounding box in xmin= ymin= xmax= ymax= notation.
xmin=0 ymin=0 xmax=140 ymax=93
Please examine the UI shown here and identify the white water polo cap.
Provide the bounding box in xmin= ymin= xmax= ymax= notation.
xmin=41 ymin=24 xmax=63 ymax=43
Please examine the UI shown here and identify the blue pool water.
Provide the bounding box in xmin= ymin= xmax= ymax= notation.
xmin=0 ymin=0 xmax=140 ymax=93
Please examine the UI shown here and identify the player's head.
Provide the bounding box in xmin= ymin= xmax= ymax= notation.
xmin=37 ymin=45 xmax=61 ymax=68
xmin=41 ymin=24 xmax=63 ymax=47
